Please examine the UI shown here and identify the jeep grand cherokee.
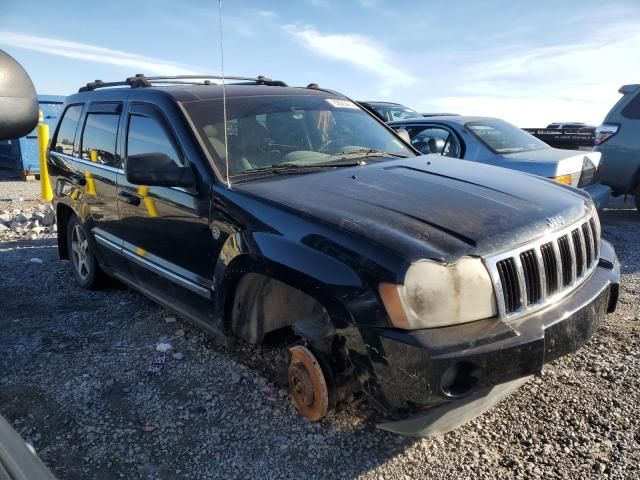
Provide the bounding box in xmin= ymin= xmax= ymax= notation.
xmin=48 ymin=74 xmax=619 ymax=436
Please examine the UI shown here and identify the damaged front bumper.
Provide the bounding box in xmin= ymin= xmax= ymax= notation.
xmin=356 ymin=240 xmax=620 ymax=437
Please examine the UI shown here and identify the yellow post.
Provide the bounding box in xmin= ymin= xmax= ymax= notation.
xmin=137 ymin=185 xmax=158 ymax=217
xmin=37 ymin=110 xmax=53 ymax=201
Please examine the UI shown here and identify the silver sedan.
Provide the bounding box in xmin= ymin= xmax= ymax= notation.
xmin=389 ymin=116 xmax=611 ymax=209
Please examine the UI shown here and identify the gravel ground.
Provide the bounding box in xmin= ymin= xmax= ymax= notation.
xmin=0 ymin=179 xmax=639 ymax=479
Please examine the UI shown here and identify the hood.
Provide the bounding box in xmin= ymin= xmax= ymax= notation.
xmin=499 ymin=148 xmax=601 ymax=179
xmin=235 ymin=156 xmax=592 ymax=263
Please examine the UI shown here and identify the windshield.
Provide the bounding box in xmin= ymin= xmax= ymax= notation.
xmin=466 ymin=119 xmax=549 ymax=153
xmin=183 ymin=94 xmax=414 ymax=181
xmin=371 ymin=104 xmax=422 ymax=122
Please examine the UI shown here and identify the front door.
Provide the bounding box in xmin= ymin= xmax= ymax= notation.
xmin=115 ymin=103 xmax=217 ymax=323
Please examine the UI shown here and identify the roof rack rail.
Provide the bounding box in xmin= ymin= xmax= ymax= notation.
xmin=78 ymin=74 xmax=287 ymax=92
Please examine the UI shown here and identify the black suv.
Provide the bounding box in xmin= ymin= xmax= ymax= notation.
xmin=48 ymin=75 xmax=619 ymax=436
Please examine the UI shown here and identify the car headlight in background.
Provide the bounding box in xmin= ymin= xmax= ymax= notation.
xmin=379 ymin=258 xmax=497 ymax=329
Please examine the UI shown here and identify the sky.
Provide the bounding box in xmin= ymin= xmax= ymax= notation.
xmin=1 ymin=0 xmax=639 ymax=127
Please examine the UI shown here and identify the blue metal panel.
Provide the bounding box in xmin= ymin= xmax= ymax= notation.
xmin=11 ymin=95 xmax=65 ymax=174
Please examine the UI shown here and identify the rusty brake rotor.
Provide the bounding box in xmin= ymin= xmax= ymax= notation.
xmin=288 ymin=345 xmax=329 ymax=422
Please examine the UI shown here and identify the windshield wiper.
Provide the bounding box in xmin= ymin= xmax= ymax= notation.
xmin=230 ymin=160 xmax=362 ymax=178
xmin=328 ymin=148 xmax=410 ymax=160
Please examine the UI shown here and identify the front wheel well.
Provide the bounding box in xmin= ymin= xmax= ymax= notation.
xmin=56 ymin=204 xmax=75 ymax=259
xmin=225 ymin=272 xmax=332 ymax=345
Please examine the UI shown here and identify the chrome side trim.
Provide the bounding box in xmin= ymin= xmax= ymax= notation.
xmin=122 ymin=248 xmax=211 ymax=299
xmin=94 ymin=233 xmax=122 ymax=253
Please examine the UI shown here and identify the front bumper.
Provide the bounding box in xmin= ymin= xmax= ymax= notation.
xmin=584 ymin=183 xmax=611 ymax=210
xmin=355 ymin=240 xmax=619 ymax=436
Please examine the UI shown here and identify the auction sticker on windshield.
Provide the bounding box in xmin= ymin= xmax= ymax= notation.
xmin=325 ymin=98 xmax=359 ymax=109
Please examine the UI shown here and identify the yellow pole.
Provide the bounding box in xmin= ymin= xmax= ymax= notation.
xmin=37 ymin=110 xmax=53 ymax=201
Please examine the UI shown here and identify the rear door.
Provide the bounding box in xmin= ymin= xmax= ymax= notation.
xmin=50 ymin=103 xmax=125 ymax=270
xmin=116 ymin=102 xmax=216 ymax=320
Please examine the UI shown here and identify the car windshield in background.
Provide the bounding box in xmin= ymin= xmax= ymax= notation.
xmin=466 ymin=119 xmax=549 ymax=153
xmin=184 ymin=95 xmax=413 ymax=180
xmin=373 ymin=105 xmax=423 ymax=122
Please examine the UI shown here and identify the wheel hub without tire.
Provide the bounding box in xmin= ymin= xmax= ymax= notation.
xmin=288 ymin=346 xmax=329 ymax=422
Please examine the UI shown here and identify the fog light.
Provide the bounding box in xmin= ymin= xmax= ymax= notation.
xmin=440 ymin=361 xmax=481 ymax=397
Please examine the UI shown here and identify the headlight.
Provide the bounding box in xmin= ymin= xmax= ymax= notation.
xmin=379 ymin=257 xmax=497 ymax=329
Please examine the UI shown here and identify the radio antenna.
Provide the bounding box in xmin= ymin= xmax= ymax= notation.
xmin=218 ymin=0 xmax=231 ymax=187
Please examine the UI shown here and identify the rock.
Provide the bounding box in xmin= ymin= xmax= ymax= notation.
xmin=29 ymin=258 xmax=43 ymax=264
xmin=231 ymin=372 xmax=241 ymax=384
xmin=156 ymin=343 xmax=172 ymax=353
xmin=175 ymin=329 xmax=185 ymax=337
xmin=0 ymin=223 xmax=8 ymax=232
xmin=172 ymin=352 xmax=184 ymax=360
xmin=42 ymin=210 xmax=55 ymax=226
xmin=15 ymin=213 xmax=28 ymax=223
xmin=165 ymin=316 xmax=177 ymax=323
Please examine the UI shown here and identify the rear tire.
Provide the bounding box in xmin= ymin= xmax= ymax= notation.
xmin=66 ymin=216 xmax=105 ymax=289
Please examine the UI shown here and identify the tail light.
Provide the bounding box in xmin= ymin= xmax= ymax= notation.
xmin=594 ymin=123 xmax=619 ymax=145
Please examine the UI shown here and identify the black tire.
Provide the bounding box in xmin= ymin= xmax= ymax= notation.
xmin=66 ymin=215 xmax=105 ymax=289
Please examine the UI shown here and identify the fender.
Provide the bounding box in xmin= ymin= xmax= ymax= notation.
xmin=213 ymin=231 xmax=366 ymax=332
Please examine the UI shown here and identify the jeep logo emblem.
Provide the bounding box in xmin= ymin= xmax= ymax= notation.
xmin=546 ymin=215 xmax=566 ymax=228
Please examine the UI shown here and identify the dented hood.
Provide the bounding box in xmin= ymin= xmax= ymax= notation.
xmin=235 ymin=156 xmax=592 ymax=262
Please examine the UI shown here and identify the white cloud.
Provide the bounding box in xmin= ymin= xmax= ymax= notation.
xmin=0 ymin=31 xmax=202 ymax=75
xmin=283 ymin=24 xmax=415 ymax=93
xmin=413 ymin=15 xmax=640 ymax=127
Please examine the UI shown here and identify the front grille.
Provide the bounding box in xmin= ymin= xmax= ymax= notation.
xmin=486 ymin=215 xmax=600 ymax=318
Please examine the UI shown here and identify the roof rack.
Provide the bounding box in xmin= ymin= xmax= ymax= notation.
xmin=78 ymin=74 xmax=288 ymax=92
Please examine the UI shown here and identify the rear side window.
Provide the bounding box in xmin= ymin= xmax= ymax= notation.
xmin=81 ymin=113 xmax=121 ymax=167
xmin=127 ymin=115 xmax=182 ymax=165
xmin=621 ymin=93 xmax=640 ymax=119
xmin=54 ymin=105 xmax=83 ymax=155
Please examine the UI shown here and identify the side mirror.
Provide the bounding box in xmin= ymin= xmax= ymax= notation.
xmin=125 ymin=153 xmax=195 ymax=188
xmin=393 ymin=127 xmax=411 ymax=144
xmin=0 ymin=50 xmax=38 ymax=141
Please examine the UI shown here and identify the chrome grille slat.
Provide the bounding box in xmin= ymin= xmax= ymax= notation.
xmin=485 ymin=214 xmax=600 ymax=321
xmin=582 ymin=223 xmax=593 ymax=268
xmin=589 ymin=218 xmax=599 ymax=263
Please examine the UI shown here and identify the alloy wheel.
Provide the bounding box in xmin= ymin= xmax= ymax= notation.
xmin=70 ymin=224 xmax=91 ymax=281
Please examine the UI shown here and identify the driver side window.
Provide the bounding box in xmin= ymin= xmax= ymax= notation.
xmin=127 ymin=114 xmax=182 ymax=166
xmin=407 ymin=126 xmax=461 ymax=158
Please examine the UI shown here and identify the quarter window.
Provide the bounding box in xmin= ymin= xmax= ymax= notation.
xmin=54 ymin=105 xmax=83 ymax=155
xmin=621 ymin=92 xmax=640 ymax=119
xmin=127 ymin=115 xmax=181 ymax=165
xmin=80 ymin=113 xmax=121 ymax=167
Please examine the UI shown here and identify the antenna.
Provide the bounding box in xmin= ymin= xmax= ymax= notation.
xmin=218 ymin=0 xmax=231 ymax=187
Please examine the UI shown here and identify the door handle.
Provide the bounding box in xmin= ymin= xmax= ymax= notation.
xmin=117 ymin=191 xmax=141 ymax=206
